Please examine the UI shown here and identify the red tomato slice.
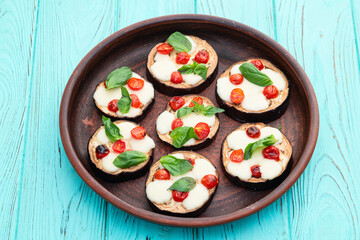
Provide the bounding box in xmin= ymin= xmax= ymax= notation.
xmin=127 ymin=78 xmax=144 ymax=90
xmin=169 ymin=96 xmax=185 ymax=111
xmin=185 ymin=157 xmax=195 ymax=166
xmin=194 ymin=50 xmax=209 ymax=64
xmin=170 ymin=71 xmax=183 ymax=84
xmin=112 ymin=140 xmax=126 ymax=153
xmin=229 ymin=74 xmax=244 ymax=85
xmin=194 ymin=122 xmax=210 ymax=140
xmin=107 ymin=99 xmax=119 ymax=112
xmin=131 ymin=126 xmax=146 ymax=139
xmin=246 ymin=126 xmax=261 ymax=138
xmin=262 ymin=146 xmax=280 ymax=160
xmin=251 ymin=165 xmax=262 ymax=178
xmin=156 ymin=43 xmax=173 ymax=54
xmin=230 ymin=88 xmax=245 ymax=104
xmin=130 ymin=94 xmax=141 ymax=108
xmin=95 ymin=145 xmax=109 ymax=159
xmin=176 ymin=52 xmax=190 ymax=64
xmin=154 ymin=169 xmax=171 ymax=180
xmin=171 ymin=118 xmax=184 ymax=130
xmin=230 ymin=149 xmax=244 ymax=163
xmin=172 ymin=190 xmax=189 ymax=202
xmin=250 ymin=59 xmax=264 ymax=70
xmin=201 ymin=174 xmax=218 ymax=189
xmin=263 ymin=85 xmax=279 ymax=99
xmin=188 ymin=97 xmax=203 ymax=107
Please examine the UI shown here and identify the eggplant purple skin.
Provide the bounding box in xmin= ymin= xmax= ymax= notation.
xmin=88 ymin=150 xmax=154 ymax=183
xmin=146 ymin=66 xmax=218 ymax=96
xmin=220 ymin=140 xmax=293 ymax=190
xmin=215 ymin=86 xmax=290 ymax=123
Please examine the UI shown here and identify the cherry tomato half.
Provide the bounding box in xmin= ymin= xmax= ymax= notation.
xmin=229 ymin=74 xmax=244 ymax=85
xmin=112 ymin=140 xmax=126 ymax=153
xmin=250 ymin=59 xmax=264 ymax=70
xmin=185 ymin=157 xmax=195 ymax=166
xmin=107 ymin=99 xmax=119 ymax=112
xmin=230 ymin=149 xmax=244 ymax=163
xmin=130 ymin=94 xmax=141 ymax=108
xmin=194 ymin=122 xmax=210 ymax=140
xmin=172 ymin=190 xmax=189 ymax=202
xmin=194 ymin=50 xmax=209 ymax=64
xmin=169 ymin=96 xmax=185 ymax=111
xmin=154 ymin=169 xmax=171 ymax=180
xmin=262 ymin=146 xmax=280 ymax=160
xmin=176 ymin=52 xmax=190 ymax=64
xmin=156 ymin=43 xmax=173 ymax=54
xmin=171 ymin=118 xmax=184 ymax=130
xmin=170 ymin=71 xmax=183 ymax=84
xmin=251 ymin=165 xmax=262 ymax=178
xmin=246 ymin=126 xmax=261 ymax=138
xmin=131 ymin=126 xmax=146 ymax=139
xmin=127 ymin=77 xmax=144 ymax=90
xmin=95 ymin=145 xmax=109 ymax=159
xmin=263 ymin=85 xmax=279 ymax=99
xmin=188 ymin=97 xmax=203 ymax=107
xmin=201 ymin=174 xmax=218 ymax=189
xmin=230 ymin=88 xmax=245 ymax=104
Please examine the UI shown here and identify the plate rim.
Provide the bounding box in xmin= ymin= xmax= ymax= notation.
xmin=59 ymin=14 xmax=319 ymax=227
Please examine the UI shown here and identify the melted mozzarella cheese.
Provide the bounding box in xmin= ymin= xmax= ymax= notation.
xmin=96 ymin=128 xmax=109 ymax=144
xmin=227 ymin=161 xmax=252 ymax=180
xmin=183 ymin=138 xmax=196 ymax=146
xmin=261 ymin=69 xmax=286 ymax=91
xmin=150 ymin=53 xmax=177 ymax=81
xmin=101 ymin=152 xmax=120 ymax=173
xmin=93 ymin=84 xmax=122 ymax=106
xmin=156 ymin=111 xmax=175 ymax=134
xmin=216 ymin=77 xmax=237 ymax=102
xmin=260 ymin=160 xmax=283 ymax=180
xmin=180 ymin=112 xmax=215 ymax=128
xmin=124 ymin=81 xmax=154 ymax=105
xmin=171 ymin=170 xmax=195 ymax=182
xmin=182 ymin=184 xmax=209 ymax=210
xmin=186 ymin=36 xmax=197 ymax=54
xmin=171 ymin=153 xmax=185 ymax=159
xmin=192 ymin=158 xmax=216 ymax=180
xmin=129 ymin=136 xmax=155 ymax=153
xmin=146 ymin=180 xmax=173 ymax=204
xmin=115 ymin=107 xmax=141 ymax=117
xmin=182 ymin=73 xmax=203 ymax=85
xmin=115 ymin=122 xmax=136 ymax=139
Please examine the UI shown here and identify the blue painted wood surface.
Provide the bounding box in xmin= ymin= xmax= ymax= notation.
xmin=0 ymin=0 xmax=359 ymax=239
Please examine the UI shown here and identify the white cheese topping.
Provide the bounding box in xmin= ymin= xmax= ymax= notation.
xmin=182 ymin=184 xmax=209 ymax=210
xmin=150 ymin=53 xmax=177 ymax=82
xmin=93 ymin=85 xmax=122 ymax=106
xmin=217 ymin=63 xmax=286 ymax=111
xmin=182 ymin=73 xmax=203 ymax=85
xmin=191 ymin=158 xmax=216 ymax=181
xmin=171 ymin=170 xmax=195 ymax=182
xmin=183 ymin=138 xmax=196 ymax=146
xmin=226 ymin=126 xmax=285 ymax=180
xmin=146 ymin=180 xmax=173 ymax=204
xmin=115 ymin=107 xmax=141 ymax=118
xmin=171 ymin=153 xmax=185 ymax=159
xmin=156 ymin=111 xmax=175 ymax=134
xmin=124 ymin=81 xmax=154 ymax=106
xmin=115 ymin=122 xmax=136 ymax=139
xmin=96 ymin=128 xmax=109 ymax=145
xmin=101 ymin=152 xmax=120 ymax=173
xmin=180 ymin=112 xmax=215 ymax=128
xmin=186 ymin=36 xmax=197 ymax=54
xmin=129 ymin=136 xmax=155 ymax=153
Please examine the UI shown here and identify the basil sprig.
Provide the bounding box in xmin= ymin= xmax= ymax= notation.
xmin=177 ymin=101 xmax=224 ymax=118
xmin=167 ymin=31 xmax=192 ymax=52
xmin=113 ymin=150 xmax=147 ymax=168
xmin=169 ymin=177 xmax=196 ymax=192
xmin=178 ymin=61 xmax=207 ymax=80
xmin=170 ymin=126 xmax=199 ymax=149
xmin=244 ymin=135 xmax=277 ymax=160
xmin=117 ymin=86 xmax=132 ymax=114
xmin=239 ymin=62 xmax=273 ymax=87
xmin=102 ymin=115 xmax=123 ymax=142
xmin=160 ymin=155 xmax=193 ymax=176
xmin=105 ymin=67 xmax=132 ymax=90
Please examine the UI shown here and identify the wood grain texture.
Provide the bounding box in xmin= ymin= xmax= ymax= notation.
xmin=1 ymin=0 xmax=359 ymax=239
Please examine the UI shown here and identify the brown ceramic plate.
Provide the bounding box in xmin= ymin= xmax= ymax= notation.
xmin=59 ymin=14 xmax=319 ymax=227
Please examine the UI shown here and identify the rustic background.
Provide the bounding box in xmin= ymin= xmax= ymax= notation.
xmin=1 ymin=0 xmax=359 ymax=239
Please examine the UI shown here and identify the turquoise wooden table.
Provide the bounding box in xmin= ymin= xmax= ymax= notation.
xmin=1 ymin=0 xmax=359 ymax=239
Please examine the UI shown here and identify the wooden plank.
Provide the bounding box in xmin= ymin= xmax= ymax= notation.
xmin=13 ymin=0 xmax=117 ymax=239
xmin=0 ymin=0 xmax=39 ymax=239
xmin=274 ymin=0 xmax=360 ymax=238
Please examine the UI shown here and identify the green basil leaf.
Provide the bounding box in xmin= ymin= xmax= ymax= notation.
xmin=178 ymin=64 xmax=194 ymax=74
xmin=102 ymin=115 xmax=123 ymax=142
xmin=244 ymin=135 xmax=278 ymax=160
xmin=167 ymin=31 xmax=192 ymax=52
xmin=169 ymin=177 xmax=196 ymax=192
xmin=113 ymin=150 xmax=147 ymax=168
xmin=192 ymin=100 xmax=205 ymax=113
xmin=202 ymin=105 xmax=225 ymax=116
xmin=177 ymin=106 xmax=194 ymax=118
xmin=239 ymin=62 xmax=273 ymax=87
xmin=194 ymin=63 xmax=208 ymax=80
xmin=105 ymin=67 xmax=132 ymax=89
xmin=117 ymin=86 xmax=132 ymax=114
xmin=170 ymin=126 xmax=199 ymax=148
xmin=160 ymin=155 xmax=193 ymax=176
xmin=278 ymin=125 xmax=282 ymax=130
